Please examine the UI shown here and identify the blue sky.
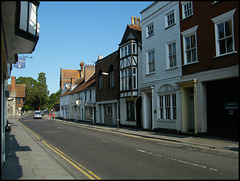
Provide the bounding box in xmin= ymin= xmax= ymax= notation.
xmin=9 ymin=1 xmax=153 ymax=95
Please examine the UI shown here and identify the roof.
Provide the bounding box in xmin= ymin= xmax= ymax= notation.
xmin=119 ymin=24 xmax=142 ymax=45
xmin=8 ymin=84 xmax=26 ymax=98
xmin=68 ymin=73 xmax=95 ymax=95
xmin=60 ymin=89 xmax=70 ymax=97
xmin=61 ymin=69 xmax=80 ymax=79
xmin=16 ymin=84 xmax=26 ymax=97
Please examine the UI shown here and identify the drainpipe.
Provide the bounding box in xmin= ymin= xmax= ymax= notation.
xmin=151 ymin=86 xmax=154 ymax=130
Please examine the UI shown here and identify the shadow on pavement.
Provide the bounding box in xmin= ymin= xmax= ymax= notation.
xmin=1 ymin=132 xmax=31 ymax=180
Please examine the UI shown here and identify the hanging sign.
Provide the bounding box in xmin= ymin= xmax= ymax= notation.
xmin=13 ymin=57 xmax=26 ymax=69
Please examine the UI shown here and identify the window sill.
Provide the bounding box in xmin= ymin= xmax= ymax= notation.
xmin=157 ymin=119 xmax=176 ymax=123
xmin=146 ymin=72 xmax=156 ymax=76
xmin=146 ymin=34 xmax=154 ymax=39
xmin=213 ymin=51 xmax=237 ymax=59
xmin=182 ymin=61 xmax=199 ymax=67
xmin=165 ymin=23 xmax=176 ymax=30
xmin=166 ymin=66 xmax=179 ymax=71
xmin=181 ymin=14 xmax=194 ymax=21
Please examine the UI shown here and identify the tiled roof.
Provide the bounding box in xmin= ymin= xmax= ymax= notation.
xmin=8 ymin=84 xmax=26 ymax=98
xmin=16 ymin=84 xmax=26 ymax=97
xmin=128 ymin=24 xmax=142 ymax=31
xmin=61 ymin=69 xmax=80 ymax=79
xmin=60 ymin=89 xmax=70 ymax=97
xmin=68 ymin=73 xmax=95 ymax=94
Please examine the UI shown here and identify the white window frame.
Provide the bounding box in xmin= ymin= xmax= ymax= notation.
xmin=132 ymin=67 xmax=137 ymax=89
xmin=146 ymin=23 xmax=154 ymax=38
xmin=181 ymin=1 xmax=193 ymax=19
xmin=146 ymin=49 xmax=155 ymax=74
xmin=166 ymin=41 xmax=177 ymax=69
xmin=159 ymin=93 xmax=176 ymax=121
xmin=181 ymin=25 xmax=198 ymax=65
xmin=212 ymin=9 xmax=236 ymax=57
xmin=165 ymin=10 xmax=175 ymax=28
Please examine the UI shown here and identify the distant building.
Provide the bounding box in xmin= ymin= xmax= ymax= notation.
xmin=7 ymin=76 xmax=26 ymax=117
xmin=59 ymin=62 xmax=95 ymax=120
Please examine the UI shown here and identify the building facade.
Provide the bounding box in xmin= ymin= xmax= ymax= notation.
xmin=140 ymin=2 xmax=182 ymax=131
xmin=178 ymin=1 xmax=239 ymax=139
xmin=1 ymin=1 xmax=40 ymax=169
xmin=7 ymin=76 xmax=26 ymax=117
xmin=95 ymin=51 xmax=120 ymax=126
xmin=68 ymin=72 xmax=96 ymax=123
xmin=60 ymin=62 xmax=95 ymax=121
xmin=119 ymin=17 xmax=142 ymax=128
xmin=60 ymin=62 xmax=84 ymax=119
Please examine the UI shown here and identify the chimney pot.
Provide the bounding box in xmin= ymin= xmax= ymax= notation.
xmin=131 ymin=16 xmax=134 ymax=25
xmin=98 ymin=55 xmax=103 ymax=60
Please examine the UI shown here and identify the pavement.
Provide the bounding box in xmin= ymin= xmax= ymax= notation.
xmin=1 ymin=114 xmax=239 ymax=180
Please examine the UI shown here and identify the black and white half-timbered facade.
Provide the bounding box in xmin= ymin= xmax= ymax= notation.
xmin=119 ymin=16 xmax=142 ymax=128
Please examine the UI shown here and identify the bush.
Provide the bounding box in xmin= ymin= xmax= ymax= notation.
xmin=24 ymin=105 xmax=30 ymax=111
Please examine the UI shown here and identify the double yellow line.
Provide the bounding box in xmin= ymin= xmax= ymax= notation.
xmin=17 ymin=120 xmax=101 ymax=180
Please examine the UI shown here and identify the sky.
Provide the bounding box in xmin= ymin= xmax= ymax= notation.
xmin=9 ymin=1 xmax=154 ymax=95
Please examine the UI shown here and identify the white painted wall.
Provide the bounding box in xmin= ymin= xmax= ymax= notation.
xmin=140 ymin=2 xmax=182 ymax=131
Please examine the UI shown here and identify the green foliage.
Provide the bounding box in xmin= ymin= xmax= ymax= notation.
xmin=23 ymin=105 xmax=30 ymax=111
xmin=16 ymin=72 xmax=54 ymax=110
xmin=48 ymin=90 xmax=60 ymax=110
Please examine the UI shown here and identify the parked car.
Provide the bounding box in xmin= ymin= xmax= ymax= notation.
xmin=34 ymin=111 xmax=42 ymax=119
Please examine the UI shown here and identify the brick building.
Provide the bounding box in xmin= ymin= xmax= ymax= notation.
xmin=95 ymin=51 xmax=119 ymax=125
xmin=177 ymin=1 xmax=239 ymax=139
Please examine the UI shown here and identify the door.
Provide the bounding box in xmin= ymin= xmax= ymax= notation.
xmin=189 ymin=94 xmax=194 ymax=132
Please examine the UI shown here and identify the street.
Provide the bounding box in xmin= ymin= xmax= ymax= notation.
xmin=18 ymin=115 xmax=238 ymax=179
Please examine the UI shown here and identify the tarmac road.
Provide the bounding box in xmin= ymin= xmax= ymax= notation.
xmin=17 ymin=114 xmax=238 ymax=179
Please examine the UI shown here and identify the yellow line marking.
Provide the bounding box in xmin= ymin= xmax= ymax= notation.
xmin=41 ymin=140 xmax=95 ymax=180
xmin=17 ymin=120 xmax=101 ymax=180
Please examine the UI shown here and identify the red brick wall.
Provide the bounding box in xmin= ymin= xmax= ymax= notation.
xmin=95 ymin=51 xmax=119 ymax=102
xmin=180 ymin=1 xmax=239 ymax=75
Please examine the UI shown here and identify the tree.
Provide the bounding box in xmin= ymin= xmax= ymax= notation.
xmin=48 ymin=90 xmax=60 ymax=110
xmin=35 ymin=72 xmax=49 ymax=110
xmin=16 ymin=72 xmax=49 ymax=110
xmin=16 ymin=76 xmax=37 ymax=110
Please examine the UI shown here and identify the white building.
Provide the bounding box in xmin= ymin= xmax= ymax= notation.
xmin=140 ymin=2 xmax=182 ymax=131
xmin=69 ymin=73 xmax=96 ymax=123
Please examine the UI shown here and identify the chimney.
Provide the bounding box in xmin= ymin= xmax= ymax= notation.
xmin=80 ymin=61 xmax=85 ymax=78
xmin=11 ymin=76 xmax=16 ymax=91
xmin=98 ymin=55 xmax=103 ymax=60
xmin=131 ymin=16 xmax=134 ymax=25
xmin=71 ymin=77 xmax=74 ymax=85
xmin=80 ymin=61 xmax=85 ymax=71
xmin=137 ymin=17 xmax=140 ymax=26
xmin=84 ymin=64 xmax=95 ymax=81
xmin=131 ymin=16 xmax=140 ymax=26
